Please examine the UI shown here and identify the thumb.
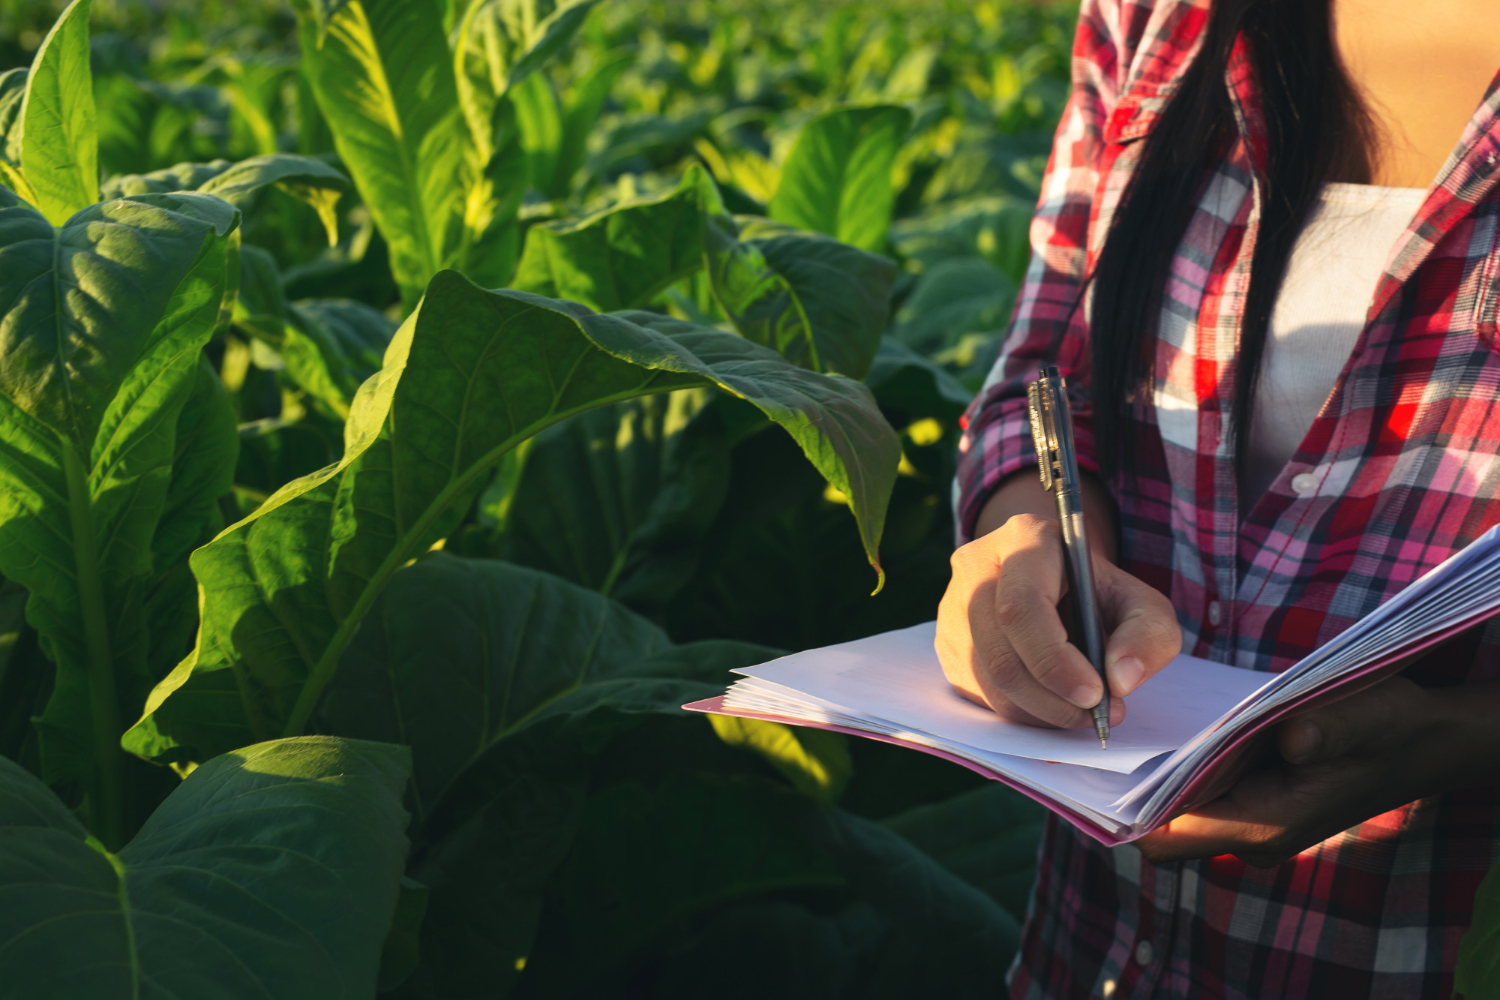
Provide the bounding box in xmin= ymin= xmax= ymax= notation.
xmin=1277 ymin=677 xmax=1416 ymax=764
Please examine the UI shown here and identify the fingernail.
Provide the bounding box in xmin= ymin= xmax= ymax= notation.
xmin=1067 ymin=683 xmax=1101 ymax=709
xmin=1285 ymin=721 xmax=1321 ymax=763
xmin=1109 ymin=656 xmax=1145 ymax=696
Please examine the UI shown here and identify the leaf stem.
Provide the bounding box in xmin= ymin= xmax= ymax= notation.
xmin=62 ymin=438 xmax=124 ymax=850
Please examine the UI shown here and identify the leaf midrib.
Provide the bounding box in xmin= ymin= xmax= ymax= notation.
xmin=280 ymin=316 xmax=687 ymax=739
xmin=101 ymin=849 xmax=140 ymax=1000
xmin=338 ymin=2 xmax=439 ymax=289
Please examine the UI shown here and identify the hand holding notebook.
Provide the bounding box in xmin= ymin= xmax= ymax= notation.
xmin=686 ymin=523 xmax=1500 ymax=845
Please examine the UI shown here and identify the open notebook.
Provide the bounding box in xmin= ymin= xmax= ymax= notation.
xmin=686 ymin=524 xmax=1500 ymax=846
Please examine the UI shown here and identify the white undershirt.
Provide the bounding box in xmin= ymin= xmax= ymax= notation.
xmin=1240 ymin=182 xmax=1428 ymax=509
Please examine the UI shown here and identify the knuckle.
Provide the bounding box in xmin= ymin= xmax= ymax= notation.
xmin=1139 ymin=613 xmax=1183 ymax=653
xmin=950 ymin=537 xmax=982 ymax=565
xmin=990 ymin=583 xmax=1033 ymax=628
xmin=949 ymin=540 xmax=986 ymax=578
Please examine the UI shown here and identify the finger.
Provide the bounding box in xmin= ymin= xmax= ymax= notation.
xmin=1134 ymin=770 xmax=1297 ymax=865
xmin=1094 ymin=561 xmax=1182 ymax=697
xmin=1134 ymin=802 xmax=1281 ymax=865
xmin=938 ymin=572 xmax=1066 ymax=722
xmin=983 ymin=517 xmax=1111 ymax=710
xmin=946 ymin=516 xmax=1111 ymax=727
xmin=1276 ymin=676 xmax=1423 ymax=765
xmin=968 ymin=578 xmax=1120 ymax=728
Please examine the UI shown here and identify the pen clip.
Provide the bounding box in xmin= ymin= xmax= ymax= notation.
xmin=1027 ymin=376 xmax=1057 ymax=492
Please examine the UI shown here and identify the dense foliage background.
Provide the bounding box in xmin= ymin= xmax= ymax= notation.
xmin=0 ymin=0 xmax=1141 ymax=996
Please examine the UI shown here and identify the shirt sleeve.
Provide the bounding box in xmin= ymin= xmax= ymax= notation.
xmin=952 ymin=0 xmax=1122 ymax=544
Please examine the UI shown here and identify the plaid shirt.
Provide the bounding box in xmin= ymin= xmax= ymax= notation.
xmin=955 ymin=0 xmax=1500 ymax=996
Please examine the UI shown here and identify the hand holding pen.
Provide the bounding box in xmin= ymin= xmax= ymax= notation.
xmin=935 ymin=368 xmax=1182 ymax=744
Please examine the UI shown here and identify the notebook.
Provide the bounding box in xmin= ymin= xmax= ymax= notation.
xmin=685 ymin=524 xmax=1500 ymax=846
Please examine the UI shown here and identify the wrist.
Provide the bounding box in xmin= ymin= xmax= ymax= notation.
xmin=974 ymin=471 xmax=1119 ymax=562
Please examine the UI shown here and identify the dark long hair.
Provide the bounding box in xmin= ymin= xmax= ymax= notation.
xmin=1089 ymin=0 xmax=1374 ymax=479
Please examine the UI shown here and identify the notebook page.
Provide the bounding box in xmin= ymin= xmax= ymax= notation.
xmin=716 ymin=682 xmax=1152 ymax=831
xmin=731 ymin=621 xmax=1267 ymax=774
xmin=1117 ymin=531 xmax=1500 ymax=814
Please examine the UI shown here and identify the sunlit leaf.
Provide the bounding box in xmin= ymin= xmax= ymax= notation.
xmin=0 ymin=190 xmax=238 ymax=841
xmin=17 ymin=0 xmax=97 ymax=223
xmin=126 ymin=271 xmax=897 ymax=767
xmin=290 ymin=0 xmax=466 ymax=309
xmin=769 ymin=105 xmax=911 ymax=253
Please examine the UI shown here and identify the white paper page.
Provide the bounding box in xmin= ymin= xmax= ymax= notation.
xmin=721 ymin=677 xmax=1151 ymax=831
xmin=732 ymin=621 xmax=1267 ymax=774
xmin=1118 ymin=530 xmax=1500 ymax=815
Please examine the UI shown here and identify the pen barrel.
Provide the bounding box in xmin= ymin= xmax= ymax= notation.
xmin=1055 ymin=488 xmax=1108 ymax=706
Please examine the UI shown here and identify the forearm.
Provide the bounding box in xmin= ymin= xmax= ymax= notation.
xmin=973 ymin=470 xmax=1119 ymax=564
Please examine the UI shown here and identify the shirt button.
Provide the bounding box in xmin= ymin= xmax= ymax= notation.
xmin=1207 ymin=600 xmax=1222 ymax=627
xmin=1135 ymin=939 xmax=1154 ymax=965
xmin=1290 ymin=472 xmax=1318 ymax=496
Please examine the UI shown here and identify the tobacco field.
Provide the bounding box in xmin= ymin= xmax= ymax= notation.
xmin=0 ymin=0 xmax=1100 ymax=995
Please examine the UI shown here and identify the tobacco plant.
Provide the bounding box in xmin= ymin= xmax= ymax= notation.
xmin=0 ymin=0 xmax=1074 ymax=995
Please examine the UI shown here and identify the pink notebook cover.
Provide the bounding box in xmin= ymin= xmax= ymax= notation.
xmin=683 ymin=613 xmax=1486 ymax=847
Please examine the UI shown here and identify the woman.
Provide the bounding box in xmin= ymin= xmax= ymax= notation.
xmin=938 ymin=0 xmax=1500 ymax=995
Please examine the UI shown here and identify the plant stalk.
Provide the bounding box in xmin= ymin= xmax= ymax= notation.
xmin=62 ymin=438 xmax=125 ymax=850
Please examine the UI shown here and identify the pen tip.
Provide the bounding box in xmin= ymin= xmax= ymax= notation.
xmin=1100 ymin=738 xmax=1107 ymax=749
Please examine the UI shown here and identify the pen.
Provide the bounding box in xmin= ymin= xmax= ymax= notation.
xmin=1026 ymin=366 xmax=1111 ymax=748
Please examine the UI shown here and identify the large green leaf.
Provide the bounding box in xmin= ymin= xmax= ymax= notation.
xmin=409 ymin=692 xmax=778 ymax=996
xmin=406 ymin=675 xmax=717 ymax=1000
xmin=660 ymin=365 xmax=957 ymax=653
xmin=17 ymin=0 xmax=98 ymax=224
xmin=320 ymin=552 xmax=672 ymax=818
xmin=0 ymin=189 xmax=239 ymax=843
xmin=519 ymin=772 xmax=1020 ymax=998
xmin=325 ymin=553 xmax=790 ymax=816
xmin=511 ymin=165 xmax=715 ymax=311
xmin=768 ymin=105 xmax=911 ymax=253
xmin=504 ymin=0 xmax=603 ymax=94
xmin=320 ymin=552 xmax=781 ymax=999
xmin=279 ymin=297 xmax=398 ymax=417
xmin=504 ymin=389 xmax=731 ymax=612
xmin=143 ymin=360 xmax=239 ymax=681
xmin=0 ymin=67 xmax=25 ymax=164
xmin=0 ymin=737 xmax=411 ymax=999
xmin=125 ymin=270 xmax=898 ymax=767
xmin=513 ymin=166 xmax=896 ymax=379
xmin=863 ymin=338 xmax=973 ymax=426
xmin=891 ymin=255 xmax=1016 ymax=357
xmin=100 ymin=154 xmax=350 ymax=245
xmin=882 ymin=784 xmax=1045 ymax=919
xmin=708 ymin=215 xmax=896 ymax=379
xmin=291 ymin=0 xmax=466 ymax=309
xmin=1457 ymin=856 xmax=1500 ymax=1000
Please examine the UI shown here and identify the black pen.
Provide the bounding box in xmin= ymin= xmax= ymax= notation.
xmin=1026 ymin=366 xmax=1111 ymax=748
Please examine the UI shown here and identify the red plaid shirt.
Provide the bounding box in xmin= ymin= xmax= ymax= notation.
xmin=956 ymin=0 xmax=1500 ymax=996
